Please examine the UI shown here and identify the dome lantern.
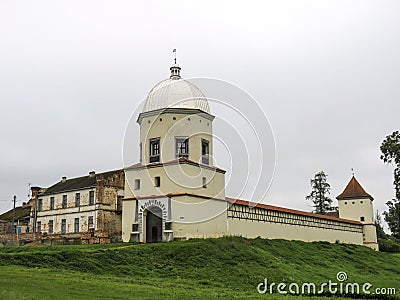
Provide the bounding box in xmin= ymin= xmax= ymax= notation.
xmin=170 ymin=64 xmax=181 ymax=79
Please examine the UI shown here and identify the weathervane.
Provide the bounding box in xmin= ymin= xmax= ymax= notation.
xmin=173 ymin=49 xmax=177 ymax=64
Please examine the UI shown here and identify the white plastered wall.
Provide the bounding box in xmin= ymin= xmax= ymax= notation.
xmin=139 ymin=111 xmax=214 ymax=165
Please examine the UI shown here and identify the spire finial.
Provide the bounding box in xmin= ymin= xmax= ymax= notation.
xmin=351 ymin=168 xmax=355 ymax=176
xmin=170 ymin=49 xmax=181 ymax=79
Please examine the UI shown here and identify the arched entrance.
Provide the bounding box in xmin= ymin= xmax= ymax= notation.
xmin=145 ymin=206 xmax=162 ymax=243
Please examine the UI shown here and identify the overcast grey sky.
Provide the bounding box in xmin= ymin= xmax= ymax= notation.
xmin=0 ymin=1 xmax=399 ymax=222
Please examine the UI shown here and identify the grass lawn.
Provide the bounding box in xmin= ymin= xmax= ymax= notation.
xmin=0 ymin=237 xmax=398 ymax=299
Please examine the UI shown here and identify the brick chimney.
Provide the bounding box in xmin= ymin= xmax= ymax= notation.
xmin=31 ymin=186 xmax=42 ymax=199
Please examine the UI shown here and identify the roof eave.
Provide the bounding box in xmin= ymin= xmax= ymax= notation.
xmin=137 ymin=108 xmax=215 ymax=124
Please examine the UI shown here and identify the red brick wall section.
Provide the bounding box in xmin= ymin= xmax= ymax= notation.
xmin=96 ymin=210 xmax=122 ymax=234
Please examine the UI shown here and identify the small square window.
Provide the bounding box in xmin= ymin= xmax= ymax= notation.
xmin=165 ymin=221 xmax=172 ymax=230
xmin=360 ymin=216 xmax=365 ymax=222
xmin=154 ymin=176 xmax=160 ymax=187
xmin=134 ymin=179 xmax=141 ymax=190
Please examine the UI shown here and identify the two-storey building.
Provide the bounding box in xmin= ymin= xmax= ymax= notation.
xmin=32 ymin=169 xmax=124 ymax=243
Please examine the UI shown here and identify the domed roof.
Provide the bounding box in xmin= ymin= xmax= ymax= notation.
xmin=142 ymin=64 xmax=210 ymax=114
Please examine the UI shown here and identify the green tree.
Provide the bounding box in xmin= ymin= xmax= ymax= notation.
xmin=380 ymin=131 xmax=400 ymax=199
xmin=380 ymin=131 xmax=400 ymax=239
xmin=306 ymin=171 xmax=333 ymax=214
xmin=383 ymin=202 xmax=400 ymax=239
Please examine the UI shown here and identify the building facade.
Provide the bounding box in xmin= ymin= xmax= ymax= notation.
xmin=33 ymin=170 xmax=124 ymax=243
xmin=122 ymin=62 xmax=379 ymax=250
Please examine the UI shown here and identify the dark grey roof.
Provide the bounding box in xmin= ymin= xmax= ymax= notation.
xmin=40 ymin=169 xmax=123 ymax=196
xmin=0 ymin=204 xmax=31 ymax=221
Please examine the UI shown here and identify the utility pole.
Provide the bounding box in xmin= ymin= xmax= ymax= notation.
xmin=12 ymin=195 xmax=16 ymax=245
xmin=33 ymin=194 xmax=37 ymax=235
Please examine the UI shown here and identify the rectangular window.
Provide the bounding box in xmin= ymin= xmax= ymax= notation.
xmin=202 ymin=139 xmax=210 ymax=165
xmin=89 ymin=191 xmax=95 ymax=205
xmin=139 ymin=142 xmax=142 ymax=163
xmin=117 ymin=195 xmax=123 ymax=211
xmin=38 ymin=199 xmax=43 ymax=212
xmin=62 ymin=195 xmax=67 ymax=209
xmin=149 ymin=138 xmax=160 ymax=163
xmin=134 ymin=179 xmax=141 ymax=190
xmin=61 ymin=219 xmax=66 ymax=234
xmin=48 ymin=220 xmax=53 ymax=234
xmin=37 ymin=221 xmax=41 ymax=232
xmin=202 ymin=177 xmax=207 ymax=188
xmin=165 ymin=221 xmax=172 ymax=231
xmin=75 ymin=193 xmax=80 ymax=207
xmin=175 ymin=137 xmax=189 ymax=159
xmin=50 ymin=197 xmax=55 ymax=210
xmin=88 ymin=216 xmax=94 ymax=229
xmin=154 ymin=176 xmax=160 ymax=187
xmin=360 ymin=216 xmax=365 ymax=222
xmin=74 ymin=218 xmax=79 ymax=233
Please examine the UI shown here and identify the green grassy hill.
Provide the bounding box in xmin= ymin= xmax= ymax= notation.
xmin=0 ymin=237 xmax=399 ymax=299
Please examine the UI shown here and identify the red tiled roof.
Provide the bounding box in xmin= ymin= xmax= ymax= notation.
xmin=336 ymin=176 xmax=373 ymax=201
xmin=225 ymin=197 xmax=362 ymax=225
xmin=123 ymin=193 xmax=362 ymax=225
xmin=325 ymin=211 xmax=339 ymax=218
xmin=124 ymin=158 xmax=226 ymax=173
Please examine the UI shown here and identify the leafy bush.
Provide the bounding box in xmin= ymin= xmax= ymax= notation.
xmin=378 ymin=237 xmax=400 ymax=253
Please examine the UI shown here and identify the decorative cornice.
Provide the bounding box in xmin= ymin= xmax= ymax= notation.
xmin=137 ymin=108 xmax=215 ymax=124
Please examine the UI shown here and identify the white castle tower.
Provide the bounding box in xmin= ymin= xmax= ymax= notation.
xmin=122 ymin=62 xmax=226 ymax=243
xmin=337 ymin=176 xmax=379 ymax=250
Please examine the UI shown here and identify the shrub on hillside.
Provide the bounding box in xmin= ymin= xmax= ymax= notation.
xmin=378 ymin=237 xmax=400 ymax=252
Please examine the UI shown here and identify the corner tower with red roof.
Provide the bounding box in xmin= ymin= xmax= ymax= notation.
xmin=337 ymin=176 xmax=379 ymax=250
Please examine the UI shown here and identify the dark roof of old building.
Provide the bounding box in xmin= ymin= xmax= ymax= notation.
xmin=0 ymin=204 xmax=31 ymax=221
xmin=336 ymin=176 xmax=373 ymax=201
xmin=40 ymin=169 xmax=123 ymax=196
